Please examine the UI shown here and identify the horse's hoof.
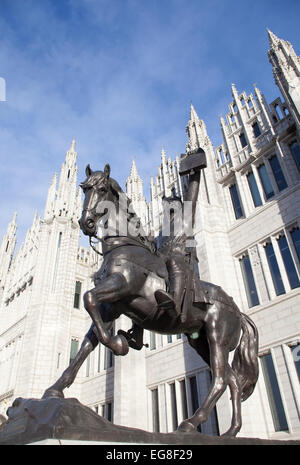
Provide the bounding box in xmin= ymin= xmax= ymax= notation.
xmin=110 ymin=334 xmax=129 ymax=356
xmin=42 ymin=388 xmax=64 ymax=399
xmin=177 ymin=420 xmax=195 ymax=433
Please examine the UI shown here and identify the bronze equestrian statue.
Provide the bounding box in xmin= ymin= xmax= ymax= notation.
xmin=43 ymin=149 xmax=259 ymax=437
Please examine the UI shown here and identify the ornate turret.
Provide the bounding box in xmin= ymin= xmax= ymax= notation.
xmin=268 ymin=29 xmax=300 ymax=132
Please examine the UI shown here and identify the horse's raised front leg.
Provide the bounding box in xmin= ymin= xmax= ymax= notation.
xmin=84 ymin=272 xmax=129 ymax=356
xmin=42 ymin=324 xmax=99 ymax=398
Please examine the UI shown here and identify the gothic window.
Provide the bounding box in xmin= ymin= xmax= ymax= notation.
xmin=189 ymin=376 xmax=201 ymax=432
xmin=229 ymin=183 xmax=244 ymax=219
xmin=169 ymin=382 xmax=178 ymax=430
xmin=289 ymin=140 xmax=300 ymax=172
xmin=269 ymin=155 xmax=287 ymax=191
xmin=252 ymin=121 xmax=261 ymax=138
xmin=260 ymin=353 xmax=289 ymax=432
xmin=290 ymin=344 xmax=300 ymax=381
xmin=104 ymin=346 xmax=113 ymax=369
xmin=179 ymin=379 xmax=188 ymax=420
xmin=291 ymin=227 xmax=300 ymax=261
xmin=277 ymin=235 xmax=300 ymax=289
xmin=73 ymin=280 xmax=82 ymax=309
xmin=151 ymin=388 xmax=160 ymax=432
xmin=264 ymin=242 xmax=285 ymax=296
xmin=69 ymin=338 xmax=79 ymax=365
xmin=247 ymin=171 xmax=262 ymax=207
xmin=239 ymin=255 xmax=260 ymax=308
xmin=150 ymin=332 xmax=156 ymax=350
xmin=248 ymin=98 xmax=253 ymax=108
xmin=257 ymin=163 xmax=274 ymax=199
xmin=239 ymin=132 xmax=247 ymax=148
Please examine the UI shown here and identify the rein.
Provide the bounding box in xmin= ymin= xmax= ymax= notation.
xmin=89 ymin=235 xmax=104 ymax=256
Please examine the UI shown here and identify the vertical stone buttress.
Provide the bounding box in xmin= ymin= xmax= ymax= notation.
xmin=15 ymin=141 xmax=82 ymax=398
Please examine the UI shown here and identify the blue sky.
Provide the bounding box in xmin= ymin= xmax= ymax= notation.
xmin=0 ymin=0 xmax=300 ymax=246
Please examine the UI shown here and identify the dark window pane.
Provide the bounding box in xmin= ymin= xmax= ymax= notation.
xmin=170 ymin=383 xmax=178 ymax=430
xmin=106 ymin=402 xmax=112 ymax=422
xmin=180 ymin=379 xmax=188 ymax=420
xmin=261 ymin=353 xmax=288 ymax=432
xmin=291 ymin=228 xmax=300 ymax=261
xmin=269 ymin=155 xmax=287 ymax=191
xmin=265 ymin=242 xmax=285 ymax=296
xmin=252 ymin=122 xmax=261 ymax=138
xmin=247 ymin=172 xmax=262 ymax=207
xmin=69 ymin=339 xmax=79 ymax=365
xmin=258 ymin=164 xmax=274 ymax=199
xmin=189 ymin=376 xmax=201 ymax=432
xmin=289 ymin=140 xmax=300 ymax=172
xmin=152 ymin=389 xmax=160 ymax=432
xmin=73 ymin=280 xmax=82 ymax=308
xmin=239 ymin=133 xmax=247 ymax=148
xmin=277 ymin=235 xmax=300 ymax=289
xmin=290 ymin=344 xmax=300 ymax=381
xmin=240 ymin=255 xmax=260 ymax=307
xmin=229 ymin=184 xmax=244 ymax=219
xmin=150 ymin=332 xmax=156 ymax=350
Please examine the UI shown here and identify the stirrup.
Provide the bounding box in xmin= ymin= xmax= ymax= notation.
xmin=117 ymin=329 xmax=148 ymax=351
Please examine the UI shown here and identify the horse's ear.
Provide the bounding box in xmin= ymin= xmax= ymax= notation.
xmin=104 ymin=163 xmax=111 ymax=179
xmin=85 ymin=164 xmax=93 ymax=177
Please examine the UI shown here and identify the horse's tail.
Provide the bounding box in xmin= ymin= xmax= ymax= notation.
xmin=232 ymin=312 xmax=259 ymax=402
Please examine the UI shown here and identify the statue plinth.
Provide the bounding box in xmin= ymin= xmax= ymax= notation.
xmin=0 ymin=397 xmax=299 ymax=445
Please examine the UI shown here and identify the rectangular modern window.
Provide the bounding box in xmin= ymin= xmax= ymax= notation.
xmin=257 ymin=164 xmax=274 ymax=199
xmin=277 ymin=235 xmax=300 ymax=289
xmin=247 ymin=172 xmax=262 ymax=207
xmin=152 ymin=388 xmax=160 ymax=432
xmin=239 ymin=132 xmax=247 ymax=148
xmin=269 ymin=155 xmax=287 ymax=192
xmin=167 ymin=335 xmax=172 ymax=343
xmin=264 ymin=242 xmax=285 ymax=296
xmin=229 ymin=184 xmax=244 ymax=219
xmin=189 ymin=376 xmax=201 ymax=432
xmin=290 ymin=344 xmax=300 ymax=381
xmin=69 ymin=338 xmax=79 ymax=365
xmin=261 ymin=353 xmax=288 ymax=432
xmin=73 ymin=280 xmax=82 ymax=309
xmin=239 ymin=255 xmax=260 ymax=307
xmin=180 ymin=379 xmax=188 ymax=420
xmin=291 ymin=227 xmax=300 ymax=261
xmin=289 ymin=140 xmax=300 ymax=172
xmin=252 ymin=121 xmax=261 ymax=138
xmin=170 ymin=383 xmax=178 ymax=430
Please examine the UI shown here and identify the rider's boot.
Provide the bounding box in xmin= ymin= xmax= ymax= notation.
xmin=117 ymin=324 xmax=147 ymax=351
xmin=155 ymin=268 xmax=185 ymax=318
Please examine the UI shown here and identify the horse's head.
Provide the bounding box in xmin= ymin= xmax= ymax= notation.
xmin=79 ymin=163 xmax=121 ymax=237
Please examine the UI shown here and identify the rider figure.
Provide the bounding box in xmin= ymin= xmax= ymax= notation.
xmin=118 ymin=149 xmax=204 ymax=351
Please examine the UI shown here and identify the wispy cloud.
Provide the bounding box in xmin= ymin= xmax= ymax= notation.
xmin=0 ymin=0 xmax=299 ymax=244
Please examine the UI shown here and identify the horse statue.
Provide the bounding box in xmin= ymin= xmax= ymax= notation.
xmin=43 ymin=149 xmax=259 ymax=437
